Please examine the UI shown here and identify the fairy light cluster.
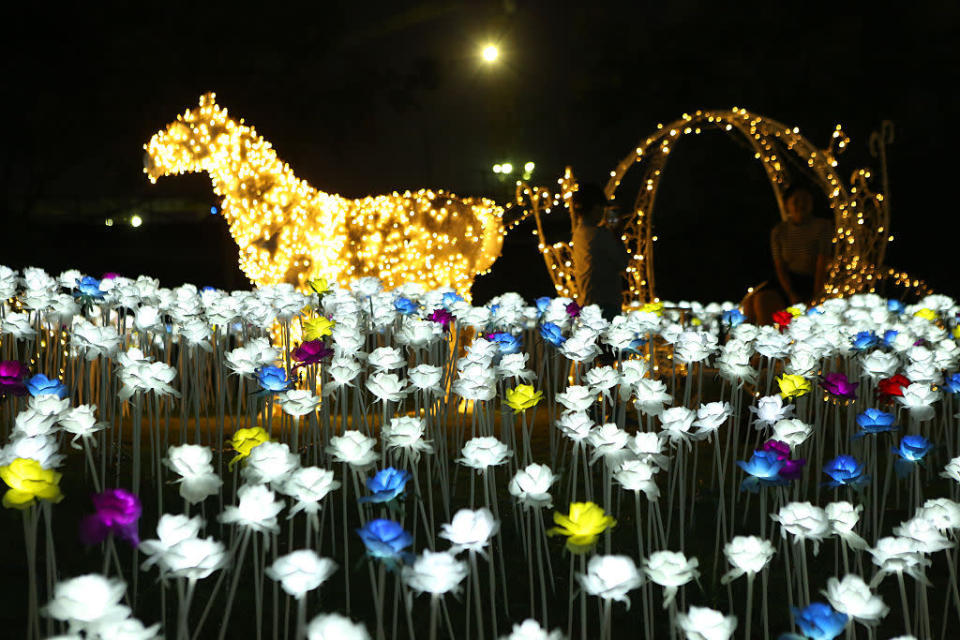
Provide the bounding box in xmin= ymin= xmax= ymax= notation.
xmin=144 ymin=93 xmax=505 ymax=297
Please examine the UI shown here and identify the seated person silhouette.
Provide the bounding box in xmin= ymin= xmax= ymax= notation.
xmin=744 ymin=186 xmax=833 ymax=325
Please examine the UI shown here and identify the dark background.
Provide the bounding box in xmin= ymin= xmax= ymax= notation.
xmin=2 ymin=1 xmax=957 ymax=302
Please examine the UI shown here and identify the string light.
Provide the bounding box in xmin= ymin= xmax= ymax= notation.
xmin=144 ymin=93 xmax=505 ymax=298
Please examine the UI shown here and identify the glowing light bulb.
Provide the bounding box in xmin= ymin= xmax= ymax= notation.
xmin=130 ymin=215 xmax=143 ymax=228
xmin=481 ymin=44 xmax=499 ymax=63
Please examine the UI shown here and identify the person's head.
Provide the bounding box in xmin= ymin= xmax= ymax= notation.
xmin=570 ymin=183 xmax=608 ymax=226
xmin=784 ymin=185 xmax=814 ymax=224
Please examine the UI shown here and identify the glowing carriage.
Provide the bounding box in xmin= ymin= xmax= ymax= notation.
xmin=516 ymin=109 xmax=928 ymax=305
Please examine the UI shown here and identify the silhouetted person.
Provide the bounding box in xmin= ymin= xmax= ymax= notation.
xmin=746 ymin=186 xmax=833 ymax=324
xmin=570 ymin=184 xmax=629 ymax=320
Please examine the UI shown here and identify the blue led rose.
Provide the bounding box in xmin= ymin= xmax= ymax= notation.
xmin=25 ymin=374 xmax=69 ymax=399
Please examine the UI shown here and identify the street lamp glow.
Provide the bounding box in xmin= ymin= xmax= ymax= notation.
xmin=524 ymin=161 xmax=535 ymax=173
xmin=492 ymin=164 xmax=502 ymax=174
xmin=104 ymin=218 xmax=114 ymax=227
xmin=500 ymin=162 xmax=513 ymax=174
xmin=130 ymin=214 xmax=143 ymax=228
xmin=481 ymin=44 xmax=499 ymax=63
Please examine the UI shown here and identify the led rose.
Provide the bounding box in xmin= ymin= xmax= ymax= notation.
xmin=165 ymin=444 xmax=222 ymax=504
xmin=57 ymin=404 xmax=106 ymax=449
xmin=243 ymin=441 xmax=298 ymax=485
xmin=508 ymin=463 xmax=556 ymax=507
xmin=556 ymin=385 xmax=596 ymax=412
xmin=896 ymin=382 xmax=939 ymax=421
xmin=868 ymin=536 xmax=929 ymax=582
xmin=325 ymin=356 xmax=362 ymax=393
xmin=280 ymin=466 xmax=340 ymax=520
xmin=659 ymin=406 xmax=696 ymax=446
xmin=892 ymin=516 xmax=953 ymax=554
xmin=0 ymin=457 xmax=63 ymax=509
xmin=860 ymin=351 xmax=899 ymax=379
xmin=458 ymin=436 xmax=512 ymax=471
xmin=643 ymin=551 xmax=699 ymax=608
xmin=824 ymin=501 xmax=868 ymax=550
xmin=578 ymin=555 xmax=643 ymax=607
xmin=44 ymin=574 xmax=129 ymax=631
xmin=771 ymin=502 xmax=830 ymax=554
xmin=548 ymin=501 xmax=616 ymax=553
xmin=163 ymin=536 xmax=228 ymax=581
xmin=822 ymin=574 xmax=889 ymax=626
xmin=559 ymin=329 xmax=601 ymax=363
xmin=624 ymin=431 xmax=666 ymax=468
xmin=403 ymin=549 xmax=468 ymax=596
xmin=0 ymin=434 xmax=64 ymax=469
xmin=12 ymin=408 xmax=59 ymax=438
xmin=942 ymin=456 xmax=960 ymax=483
xmin=584 ymin=365 xmax=620 ymax=397
xmin=407 ymin=364 xmax=443 ymax=395
xmin=614 ymin=459 xmax=659 ymax=500
xmin=71 ymin=321 xmax=121 ymax=361
xmin=2 ymin=311 xmax=37 ymax=339
xmin=498 ymin=619 xmax=565 ymax=640
xmin=634 ymin=378 xmax=673 ymax=416
xmin=139 ymin=514 xmax=204 ymax=569
xmin=721 ymin=536 xmax=775 ymax=583
xmin=692 ymin=401 xmax=732 ymax=439
xmin=439 ymin=508 xmax=499 ymax=555
xmin=750 ymin=394 xmax=794 ymax=429
xmin=777 ymin=374 xmax=812 ymax=399
xmin=785 ymin=348 xmax=819 ymax=378
xmin=306 ymin=613 xmax=371 ymax=640
xmin=365 ymin=372 xmax=409 ymax=403
xmin=556 ymin=411 xmax=593 ymax=443
xmin=229 ymin=426 xmax=270 ymax=470
xmin=505 ymin=384 xmax=543 ymax=414
xmin=917 ymin=498 xmax=960 ymax=532
xmin=266 ymin=550 xmax=337 ymax=599
xmin=367 ymin=346 xmax=405 ymax=372
xmin=382 ymin=416 xmax=434 ymax=461
xmin=117 ymin=362 xmax=179 ymax=401
xmin=675 ymin=606 xmax=738 ymax=640
xmin=326 ymin=431 xmax=378 ymax=469
xmin=278 ymin=389 xmax=321 ymax=417
xmin=771 ymin=418 xmax=812 ymax=447
xmin=218 ymin=484 xmax=284 ymax=534
xmin=495 ymin=352 xmax=535 ymax=383
xmin=586 ymin=423 xmax=630 ymax=464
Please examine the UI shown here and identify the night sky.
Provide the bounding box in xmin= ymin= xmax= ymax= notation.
xmin=3 ymin=2 xmax=958 ymax=302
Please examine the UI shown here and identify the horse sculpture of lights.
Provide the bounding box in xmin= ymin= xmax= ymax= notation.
xmin=144 ymin=93 xmax=505 ymax=297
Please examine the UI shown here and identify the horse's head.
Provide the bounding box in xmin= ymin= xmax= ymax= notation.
xmin=143 ymin=92 xmax=235 ymax=182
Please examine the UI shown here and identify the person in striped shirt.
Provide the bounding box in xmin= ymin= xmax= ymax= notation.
xmin=745 ymin=186 xmax=833 ymax=324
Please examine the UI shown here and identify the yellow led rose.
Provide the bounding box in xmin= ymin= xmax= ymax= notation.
xmin=777 ymin=374 xmax=811 ymax=400
xmin=913 ymin=308 xmax=937 ymax=322
xmin=786 ymin=306 xmax=804 ymax=317
xmin=504 ymin=384 xmax=543 ymax=414
xmin=691 ymin=317 xmax=701 ymax=326
xmin=641 ymin=301 xmax=664 ymax=316
xmin=229 ymin=426 xmax=270 ymax=469
xmin=308 ymin=277 xmax=330 ymax=297
xmin=302 ymin=316 xmax=336 ymax=341
xmin=548 ymin=501 xmax=616 ymax=553
xmin=953 ymin=325 xmax=960 ymax=339
xmin=0 ymin=458 xmax=63 ymax=509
